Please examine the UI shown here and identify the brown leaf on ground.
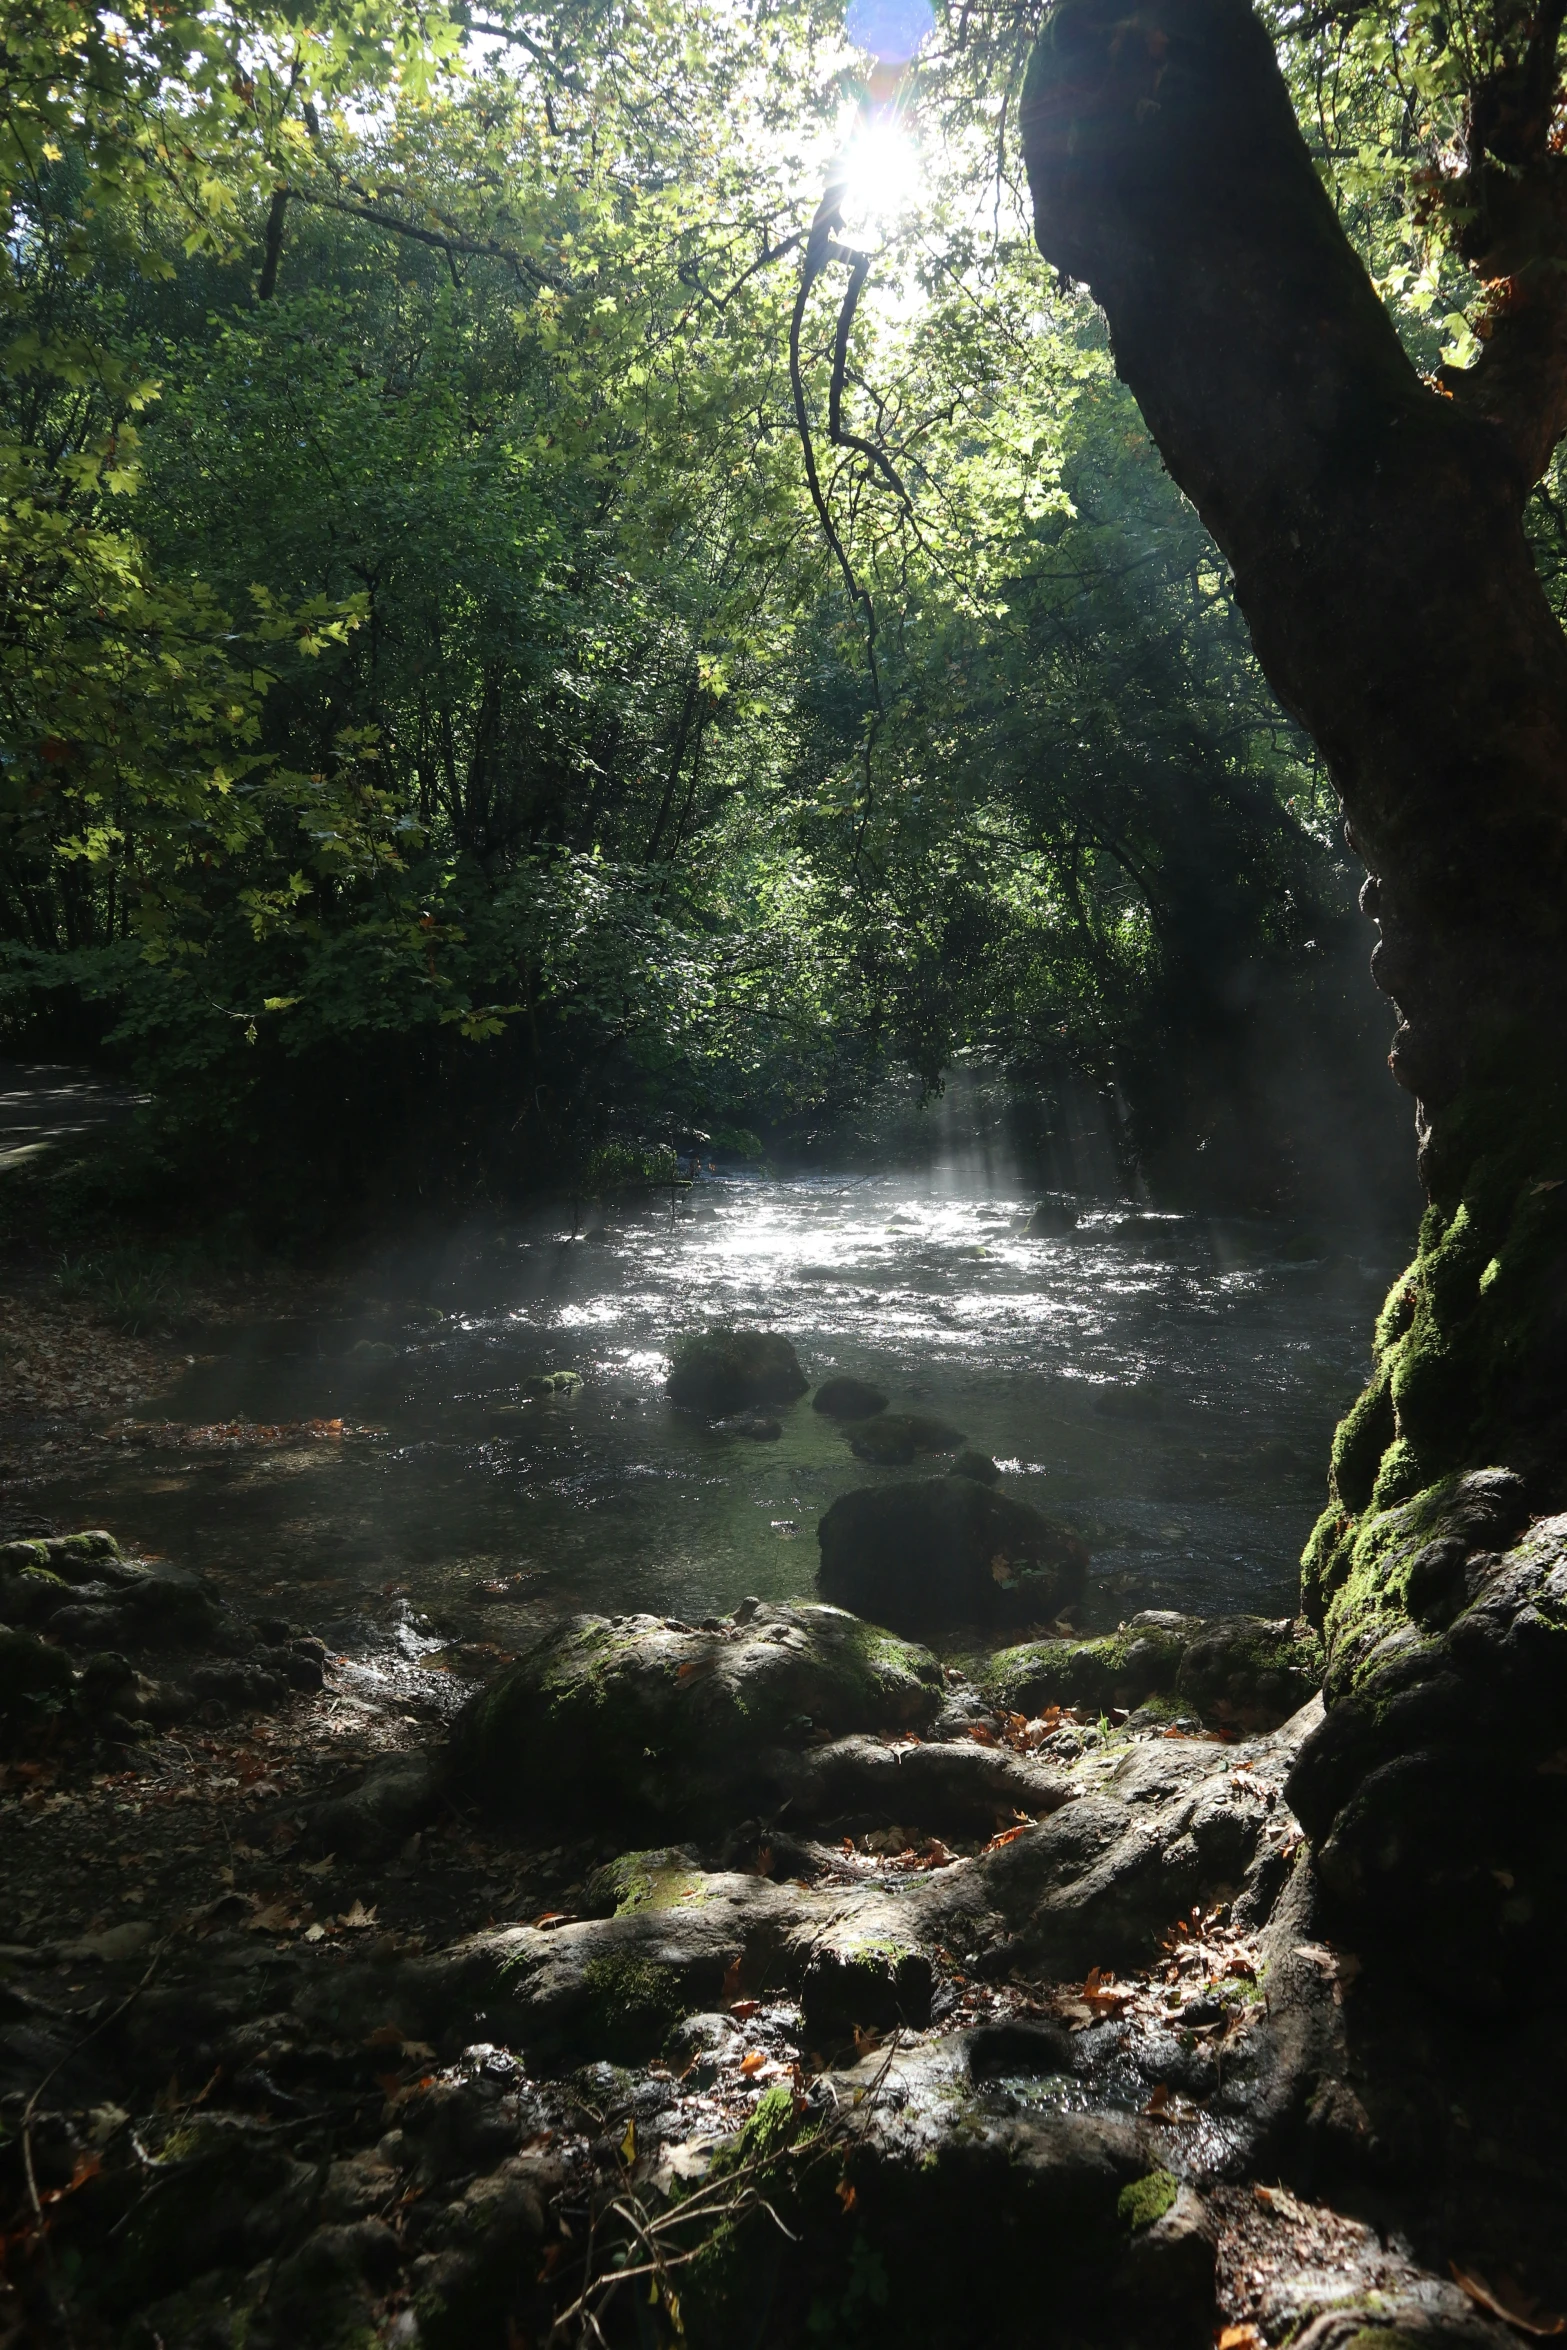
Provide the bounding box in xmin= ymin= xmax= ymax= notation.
xmin=248 ymin=1901 xmax=300 ymax=1933
xmin=1451 ymin=2264 xmax=1567 ymax=2336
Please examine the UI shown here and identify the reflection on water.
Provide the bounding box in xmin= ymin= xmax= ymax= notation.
xmin=29 ymin=1178 xmax=1399 ymax=1653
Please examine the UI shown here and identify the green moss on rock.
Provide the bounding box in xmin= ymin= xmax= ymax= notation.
xmin=583 ymin=1847 xmax=707 ymax=1916
xmin=983 ymin=1623 xmax=1190 ymax=1715
xmin=1117 ymin=2169 xmax=1178 ymax=2230
xmin=450 ymin=1602 xmax=942 ymax=1829
xmin=580 ymin=1954 xmax=688 ymax=2058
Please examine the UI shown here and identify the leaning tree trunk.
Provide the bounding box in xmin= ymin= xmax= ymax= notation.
xmin=1020 ymin=0 xmax=1567 ymax=1974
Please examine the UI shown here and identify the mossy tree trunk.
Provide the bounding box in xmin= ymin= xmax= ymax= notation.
xmin=1020 ymin=0 xmax=1567 ymax=1967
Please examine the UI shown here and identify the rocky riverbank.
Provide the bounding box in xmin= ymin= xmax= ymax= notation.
xmin=1 ymin=1508 xmax=1560 ymax=2348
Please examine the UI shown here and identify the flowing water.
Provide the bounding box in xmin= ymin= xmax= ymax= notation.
xmin=25 ymin=1175 xmax=1400 ymax=1663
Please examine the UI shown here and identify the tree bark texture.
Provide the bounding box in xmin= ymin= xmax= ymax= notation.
xmin=1020 ymin=0 xmax=1567 ymax=1968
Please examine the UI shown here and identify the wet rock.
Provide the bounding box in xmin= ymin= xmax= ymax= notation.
xmin=666 ymin=1329 xmax=807 ymax=1412
xmin=949 ymin=1449 xmax=1002 ymax=1484
xmin=817 ymin=1479 xmax=1088 ymax=1636
xmin=450 ymin=1603 xmax=943 ymax=1829
xmin=812 ymin=1375 xmax=890 ymax=1421
xmin=848 ymin=1410 xmax=967 ymax=1465
xmin=1174 ymin=1616 xmax=1323 ymax=1731
xmin=1025 ymin=1195 xmax=1079 ymax=1237
xmin=303 ymin=1749 xmax=442 ymax=1859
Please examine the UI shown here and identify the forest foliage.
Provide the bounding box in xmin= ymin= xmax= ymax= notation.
xmin=2 ymin=0 xmax=1543 ymax=1208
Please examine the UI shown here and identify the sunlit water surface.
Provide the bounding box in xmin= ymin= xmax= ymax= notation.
xmin=30 ymin=1179 xmax=1399 ymax=1661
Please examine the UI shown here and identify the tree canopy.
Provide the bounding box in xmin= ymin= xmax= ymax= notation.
xmin=7 ymin=0 xmax=1532 ymax=1209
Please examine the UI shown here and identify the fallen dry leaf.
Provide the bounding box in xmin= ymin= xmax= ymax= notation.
xmin=739 ymin=2050 xmax=766 ymax=2077
xmin=338 ymin=1899 xmax=378 ymax=1929
xmin=1217 ymin=2327 xmax=1265 ymax=2350
xmin=247 ymin=1902 xmax=299 ymax=1934
xmin=1451 ymin=2264 xmax=1567 ymax=2337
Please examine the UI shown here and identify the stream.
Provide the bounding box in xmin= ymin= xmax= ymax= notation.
xmin=25 ymin=1175 xmax=1399 ymax=1661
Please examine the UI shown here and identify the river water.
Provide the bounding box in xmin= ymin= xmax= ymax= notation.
xmin=28 ymin=1175 xmax=1400 ymax=1662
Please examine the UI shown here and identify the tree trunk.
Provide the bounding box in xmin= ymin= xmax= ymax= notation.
xmin=1020 ymin=0 xmax=1567 ymax=1972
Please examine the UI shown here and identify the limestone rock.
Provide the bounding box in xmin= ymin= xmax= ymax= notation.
xmin=848 ymin=1411 xmax=966 ymax=1466
xmin=1025 ymin=1195 xmax=1080 ymax=1237
xmin=949 ymin=1449 xmax=1002 ymax=1484
xmin=812 ymin=1375 xmax=889 ymax=1421
xmin=1174 ymin=1616 xmax=1323 ymax=1731
xmin=666 ymin=1329 xmax=807 ymax=1412
xmin=985 ymin=1617 xmax=1199 ymax=1716
xmin=817 ymin=1479 xmax=1088 ymax=1636
xmin=449 ymin=1603 xmax=943 ymax=1829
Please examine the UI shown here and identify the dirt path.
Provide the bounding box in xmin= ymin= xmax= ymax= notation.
xmin=0 ymin=1058 xmax=146 ymax=1175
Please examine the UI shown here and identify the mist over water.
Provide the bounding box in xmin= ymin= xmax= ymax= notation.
xmin=28 ymin=1171 xmax=1403 ymax=1657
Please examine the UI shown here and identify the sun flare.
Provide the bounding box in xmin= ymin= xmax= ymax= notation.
xmin=837 ymin=112 xmax=923 ymax=232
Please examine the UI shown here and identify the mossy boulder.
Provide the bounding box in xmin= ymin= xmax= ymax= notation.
xmin=812 ymin=1375 xmax=889 ymax=1421
xmin=983 ymin=1616 xmax=1198 ymax=1716
xmin=817 ymin=1480 xmax=1088 ymax=1637
xmin=667 ymin=1329 xmax=808 ymax=1413
xmin=984 ymin=1611 xmax=1323 ymax=1731
xmin=0 ymin=1530 xmax=125 ymax=1584
xmin=1173 ymin=1616 xmax=1324 ymax=1730
xmin=450 ymin=1602 xmax=943 ymax=1828
xmin=583 ymin=1846 xmax=707 ymax=1916
xmin=848 ymin=1411 xmax=966 ymax=1466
